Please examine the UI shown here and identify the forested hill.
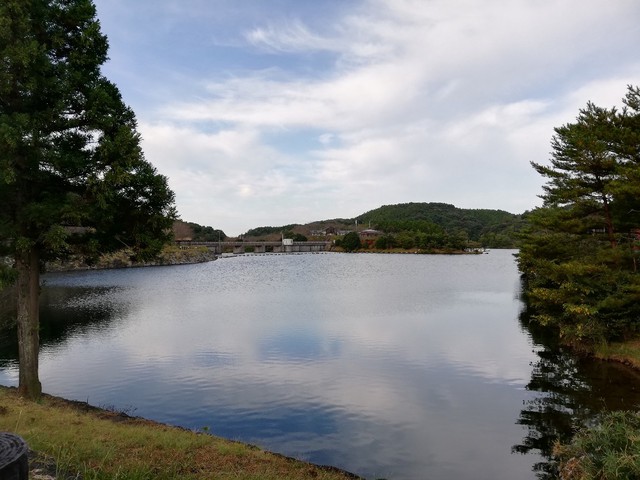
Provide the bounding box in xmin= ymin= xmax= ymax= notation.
xmin=241 ymin=202 xmax=524 ymax=248
xmin=357 ymin=202 xmax=523 ymax=243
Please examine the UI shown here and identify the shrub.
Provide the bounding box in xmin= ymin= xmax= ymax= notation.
xmin=554 ymin=411 xmax=640 ymax=480
xmin=341 ymin=232 xmax=361 ymax=252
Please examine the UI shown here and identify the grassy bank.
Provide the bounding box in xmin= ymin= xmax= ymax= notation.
xmin=593 ymin=339 xmax=640 ymax=370
xmin=554 ymin=411 xmax=640 ymax=480
xmin=0 ymin=387 xmax=359 ymax=480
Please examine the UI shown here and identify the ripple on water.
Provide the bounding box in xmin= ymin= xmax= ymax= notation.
xmin=1 ymin=251 xmax=587 ymax=480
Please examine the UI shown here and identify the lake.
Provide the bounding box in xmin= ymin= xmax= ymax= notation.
xmin=2 ymin=250 xmax=640 ymax=479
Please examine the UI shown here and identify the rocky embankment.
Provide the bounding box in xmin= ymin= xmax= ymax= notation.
xmin=45 ymin=245 xmax=216 ymax=272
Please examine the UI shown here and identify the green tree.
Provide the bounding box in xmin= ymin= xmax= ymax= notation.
xmin=292 ymin=233 xmax=308 ymax=242
xmin=396 ymin=231 xmax=415 ymax=250
xmin=531 ymin=102 xmax=620 ymax=246
xmin=0 ymin=0 xmax=176 ymax=399
xmin=479 ymin=232 xmax=513 ymax=248
xmin=518 ymin=86 xmax=640 ymax=343
xmin=374 ymin=234 xmax=396 ymax=249
xmin=341 ymin=232 xmax=361 ymax=252
xmin=281 ymin=230 xmax=308 ymax=242
xmin=444 ymin=230 xmax=469 ymax=250
xmin=187 ymin=223 xmax=226 ymax=242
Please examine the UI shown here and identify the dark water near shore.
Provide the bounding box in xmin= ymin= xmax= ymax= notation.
xmin=2 ymin=250 xmax=640 ymax=479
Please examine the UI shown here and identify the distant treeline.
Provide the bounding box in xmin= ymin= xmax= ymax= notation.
xmin=173 ymin=221 xmax=227 ymax=242
xmin=244 ymin=224 xmax=300 ymax=238
xmin=356 ymin=202 xmax=524 ymax=248
xmin=238 ymin=202 xmax=524 ymax=249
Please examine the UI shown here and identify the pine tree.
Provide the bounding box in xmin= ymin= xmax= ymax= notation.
xmin=519 ymin=86 xmax=640 ymax=343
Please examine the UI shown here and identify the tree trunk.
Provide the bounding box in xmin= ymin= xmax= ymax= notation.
xmin=16 ymin=248 xmax=42 ymax=400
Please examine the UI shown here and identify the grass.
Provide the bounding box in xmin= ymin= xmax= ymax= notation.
xmin=552 ymin=340 xmax=640 ymax=479
xmin=593 ymin=339 xmax=640 ymax=370
xmin=0 ymin=387 xmax=360 ymax=480
xmin=554 ymin=411 xmax=640 ymax=480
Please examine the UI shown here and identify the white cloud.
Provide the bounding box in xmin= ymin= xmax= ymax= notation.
xmin=245 ymin=20 xmax=342 ymax=54
xmin=95 ymin=0 xmax=640 ymax=234
xmin=318 ymin=133 xmax=335 ymax=145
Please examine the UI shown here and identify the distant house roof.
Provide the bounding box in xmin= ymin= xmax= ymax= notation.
xmin=359 ymin=229 xmax=382 ymax=237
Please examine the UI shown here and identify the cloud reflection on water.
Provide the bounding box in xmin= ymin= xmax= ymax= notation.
xmin=4 ymin=251 xmax=539 ymax=479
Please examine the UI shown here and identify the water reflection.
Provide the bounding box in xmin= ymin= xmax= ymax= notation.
xmin=3 ymin=252 xmax=639 ymax=479
xmin=0 ymin=284 xmax=127 ymax=369
xmin=514 ymin=307 xmax=640 ymax=478
xmin=39 ymin=286 xmax=129 ymax=343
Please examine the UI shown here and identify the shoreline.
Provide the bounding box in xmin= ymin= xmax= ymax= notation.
xmin=45 ymin=245 xmax=217 ymax=273
xmin=0 ymin=386 xmax=362 ymax=480
xmin=591 ymin=340 xmax=640 ymax=371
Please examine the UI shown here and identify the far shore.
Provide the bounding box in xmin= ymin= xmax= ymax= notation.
xmin=45 ymin=244 xmax=217 ymax=273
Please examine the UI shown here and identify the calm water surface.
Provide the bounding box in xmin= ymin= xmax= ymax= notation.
xmin=2 ymin=250 xmax=640 ymax=479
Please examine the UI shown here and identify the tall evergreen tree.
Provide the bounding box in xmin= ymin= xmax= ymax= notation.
xmin=532 ymin=103 xmax=619 ymax=246
xmin=519 ymin=86 xmax=640 ymax=343
xmin=0 ymin=0 xmax=176 ymax=399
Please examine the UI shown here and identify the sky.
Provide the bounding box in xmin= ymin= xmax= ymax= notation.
xmin=92 ymin=0 xmax=640 ymax=236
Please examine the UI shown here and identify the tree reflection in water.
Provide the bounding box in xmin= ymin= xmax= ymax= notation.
xmin=0 ymin=285 xmax=126 ymax=368
xmin=514 ymin=306 xmax=640 ymax=478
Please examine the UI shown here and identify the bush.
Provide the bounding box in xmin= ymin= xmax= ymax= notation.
xmin=374 ymin=234 xmax=395 ymax=249
xmin=554 ymin=411 xmax=640 ymax=480
xmin=396 ymin=232 xmax=415 ymax=249
xmin=341 ymin=232 xmax=361 ymax=252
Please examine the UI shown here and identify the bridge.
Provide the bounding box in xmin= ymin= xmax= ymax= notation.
xmin=178 ymin=240 xmax=333 ymax=255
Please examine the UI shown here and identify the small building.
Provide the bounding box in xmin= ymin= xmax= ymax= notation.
xmin=359 ymin=229 xmax=383 ymax=238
